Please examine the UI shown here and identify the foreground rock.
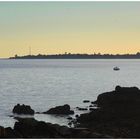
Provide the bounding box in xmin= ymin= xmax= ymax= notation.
xmin=3 ymin=85 xmax=140 ymax=138
xmin=77 ymin=86 xmax=140 ymax=138
xmin=0 ymin=126 xmax=22 ymax=138
xmin=13 ymin=104 xmax=35 ymax=115
xmin=0 ymin=118 xmax=110 ymax=138
xmin=43 ymin=104 xmax=74 ymax=115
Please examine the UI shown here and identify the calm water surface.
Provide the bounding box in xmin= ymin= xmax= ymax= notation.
xmin=0 ymin=59 xmax=140 ymax=127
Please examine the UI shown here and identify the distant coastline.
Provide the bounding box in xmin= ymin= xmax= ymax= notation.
xmin=9 ymin=52 xmax=140 ymax=59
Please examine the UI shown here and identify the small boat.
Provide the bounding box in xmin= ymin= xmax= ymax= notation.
xmin=113 ymin=67 xmax=120 ymax=71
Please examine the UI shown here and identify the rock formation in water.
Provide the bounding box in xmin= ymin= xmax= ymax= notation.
xmin=13 ymin=104 xmax=35 ymax=115
xmin=43 ymin=104 xmax=74 ymax=115
xmin=2 ymin=86 xmax=140 ymax=138
xmin=77 ymin=86 xmax=140 ymax=138
xmin=0 ymin=118 xmax=110 ymax=138
xmin=83 ymin=100 xmax=90 ymax=103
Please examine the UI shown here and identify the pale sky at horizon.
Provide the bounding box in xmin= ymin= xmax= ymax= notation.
xmin=0 ymin=1 xmax=140 ymax=58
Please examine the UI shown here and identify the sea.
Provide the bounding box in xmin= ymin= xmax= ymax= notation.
xmin=0 ymin=59 xmax=140 ymax=128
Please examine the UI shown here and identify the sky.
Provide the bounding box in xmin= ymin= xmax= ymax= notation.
xmin=0 ymin=1 xmax=140 ymax=58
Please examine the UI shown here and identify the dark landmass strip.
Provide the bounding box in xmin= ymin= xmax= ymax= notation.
xmin=1 ymin=86 xmax=140 ymax=138
xmin=9 ymin=52 xmax=140 ymax=59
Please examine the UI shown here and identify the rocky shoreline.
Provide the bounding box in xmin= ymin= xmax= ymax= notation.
xmin=1 ymin=86 xmax=140 ymax=138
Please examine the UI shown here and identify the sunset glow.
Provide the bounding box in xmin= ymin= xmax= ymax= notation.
xmin=0 ymin=2 xmax=140 ymax=58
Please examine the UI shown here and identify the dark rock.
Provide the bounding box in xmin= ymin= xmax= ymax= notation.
xmin=87 ymin=132 xmax=113 ymax=138
xmin=115 ymin=85 xmax=139 ymax=93
xmin=4 ymin=127 xmax=22 ymax=138
xmin=91 ymin=101 xmax=95 ymax=104
xmin=89 ymin=105 xmax=94 ymax=107
xmin=83 ymin=100 xmax=90 ymax=103
xmin=0 ymin=126 xmax=6 ymax=138
xmin=89 ymin=108 xmax=95 ymax=111
xmin=35 ymin=112 xmax=41 ymax=114
xmin=14 ymin=118 xmax=60 ymax=138
xmin=0 ymin=126 xmax=22 ymax=138
xmin=75 ymin=130 xmax=91 ymax=138
xmin=58 ymin=126 xmax=71 ymax=136
xmin=8 ymin=115 xmax=14 ymax=117
xmin=35 ymin=121 xmax=60 ymax=138
xmin=67 ymin=117 xmax=73 ymax=120
xmin=77 ymin=86 xmax=140 ymax=138
xmin=75 ymin=114 xmax=79 ymax=118
xmin=5 ymin=85 xmax=140 ymax=138
xmin=70 ymin=128 xmax=89 ymax=138
xmin=14 ymin=118 xmax=37 ymax=137
xmin=70 ymin=128 xmax=111 ymax=138
xmin=76 ymin=107 xmax=88 ymax=111
xmin=75 ymin=130 xmax=105 ymax=138
xmin=44 ymin=104 xmax=74 ymax=115
xmin=95 ymin=86 xmax=140 ymax=107
xmin=68 ymin=122 xmax=72 ymax=127
xmin=13 ymin=104 xmax=35 ymax=115
xmin=0 ymin=117 xmax=112 ymax=138
xmin=14 ymin=118 xmax=92 ymax=138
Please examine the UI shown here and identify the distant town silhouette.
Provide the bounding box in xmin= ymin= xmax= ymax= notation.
xmin=10 ymin=52 xmax=140 ymax=59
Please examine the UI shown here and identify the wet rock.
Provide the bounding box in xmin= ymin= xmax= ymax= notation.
xmin=8 ymin=115 xmax=14 ymax=117
xmin=91 ymin=101 xmax=95 ymax=104
xmin=44 ymin=104 xmax=74 ymax=115
xmin=13 ymin=104 xmax=35 ymax=115
xmin=83 ymin=100 xmax=90 ymax=103
xmin=89 ymin=108 xmax=95 ymax=111
xmin=89 ymin=105 xmax=94 ymax=107
xmin=68 ymin=122 xmax=72 ymax=127
xmin=67 ymin=117 xmax=73 ymax=120
xmin=75 ymin=114 xmax=79 ymax=118
xmin=35 ymin=112 xmax=41 ymax=114
xmin=76 ymin=107 xmax=88 ymax=111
